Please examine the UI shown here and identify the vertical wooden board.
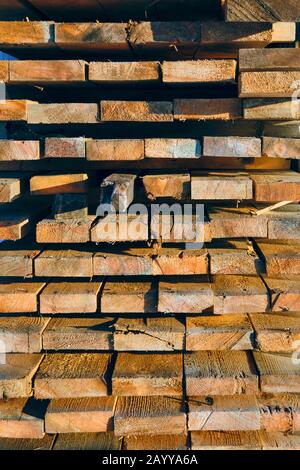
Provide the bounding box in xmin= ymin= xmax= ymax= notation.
xmin=185 ymin=351 xmax=259 ymax=396
xmin=0 ymin=141 xmax=39 ymax=161
xmin=0 ymin=317 xmax=49 ymax=353
xmin=40 ymin=282 xmax=102 ymax=314
xmin=86 ymin=139 xmax=144 ymax=161
xmin=0 ymin=22 xmax=51 ymax=46
xmin=93 ymin=248 xmax=154 ymax=277
xmin=44 ymin=137 xmax=86 ymax=159
xmin=0 ymin=354 xmax=43 ymax=398
xmin=0 ymin=249 xmax=39 ymax=277
xmin=239 ymin=48 xmax=300 ymax=72
xmin=101 ymin=101 xmax=173 ymax=122
xmin=251 ymin=172 xmax=300 ymax=202
xmin=191 ymin=430 xmax=262 ymax=450
xmin=186 ymin=314 xmax=254 ymax=351
xmin=188 ymin=395 xmax=260 ymax=431
xmin=45 ymin=397 xmax=116 ymax=434
xmin=174 ymin=98 xmax=242 ymax=120
xmin=162 ymin=60 xmax=236 ymax=84
xmin=36 ymin=217 xmax=93 ymax=243
xmin=208 ymin=205 xmax=268 ymax=239
xmin=101 ymin=281 xmax=156 ymax=314
xmin=203 ymin=136 xmax=261 ymax=158
xmin=112 ymin=353 xmax=182 ymax=396
xmin=145 ymin=139 xmax=201 ymax=159
xmin=0 ymin=100 xmax=28 ymax=121
xmin=258 ymin=394 xmax=299 ymax=432
xmin=250 ymin=313 xmax=300 ymax=353
xmin=53 ymin=432 xmax=121 ymax=450
xmin=0 ymin=398 xmax=45 ymax=439
xmin=89 ymin=61 xmax=160 ymax=84
xmin=263 ymin=276 xmax=300 ymax=312
xmin=114 ymin=317 xmax=184 ymax=352
xmin=34 ymin=353 xmax=111 ymax=399
xmin=43 ymin=317 xmax=114 ymax=351
xmin=9 ymin=60 xmax=86 ymax=84
xmin=124 ymin=434 xmax=188 ymax=450
xmin=34 ymin=250 xmax=93 ymax=277
xmin=114 ymin=396 xmax=186 ymax=436
xmin=143 ymin=172 xmax=190 ymax=200
xmin=55 ymin=23 xmax=129 ymax=50
xmin=213 ymin=275 xmax=269 ymax=314
xmin=225 ymin=0 xmax=300 ymax=22
xmin=158 ymin=278 xmax=213 ymax=314
xmin=208 ymin=239 xmax=264 ymax=275
xmin=255 ymin=240 xmax=300 ymax=276
xmin=191 ymin=172 xmax=253 ymax=200
xmin=0 ymin=282 xmax=45 ymax=313
xmin=30 ymin=174 xmax=88 ymax=195
xmin=28 ymin=103 xmax=99 ymax=124
xmin=254 ymin=352 xmax=300 ymax=393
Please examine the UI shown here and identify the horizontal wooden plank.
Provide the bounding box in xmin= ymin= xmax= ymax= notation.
xmin=114 ymin=396 xmax=186 ymax=436
xmin=34 ymin=353 xmax=111 ymax=398
xmin=203 ymin=136 xmax=261 ymax=158
xmin=0 ymin=100 xmax=29 ymax=121
xmin=36 ymin=218 xmax=93 ymax=243
xmin=239 ymin=48 xmax=300 ymax=72
xmin=89 ymin=61 xmax=160 ymax=84
xmin=35 ymin=249 xmax=93 ymax=277
xmin=208 ymin=239 xmax=264 ymax=275
xmin=186 ymin=314 xmax=254 ymax=351
xmin=0 ymin=354 xmax=43 ymax=398
xmin=225 ymin=0 xmax=300 ymax=22
xmin=112 ymin=353 xmax=182 ymax=396
xmin=55 ymin=23 xmax=129 ymax=50
xmin=251 ymin=171 xmax=300 ymax=202
xmin=101 ymin=101 xmax=173 ymax=122
xmin=43 ymin=317 xmax=114 ymax=351
xmin=27 ymin=103 xmax=99 ymax=124
xmin=145 ymin=139 xmax=201 ymax=159
xmin=174 ymin=98 xmax=242 ymax=120
xmin=30 ymin=174 xmax=88 ymax=195
xmin=40 ymin=282 xmax=102 ymax=314
xmin=263 ymin=275 xmax=300 ymax=312
xmin=158 ymin=278 xmax=213 ymax=314
xmin=101 ymin=281 xmax=156 ymax=314
xmin=9 ymin=61 xmax=85 ymax=84
xmin=255 ymin=240 xmax=300 ymax=275
xmin=0 ymin=398 xmax=45 ymax=439
xmin=44 ymin=138 xmax=85 ymax=159
xmin=0 ymin=317 xmax=49 ymax=353
xmin=185 ymin=351 xmax=258 ymax=396
xmin=191 ymin=172 xmax=253 ymax=200
xmin=262 ymin=137 xmax=300 ymax=159
xmin=0 ymin=249 xmax=39 ymax=277
xmin=244 ymin=99 xmax=300 ymax=120
xmin=0 ymin=21 xmax=51 ymax=46
xmin=0 ymin=282 xmax=45 ymax=313
xmin=143 ymin=172 xmax=190 ymax=200
xmin=188 ymin=395 xmax=260 ymax=431
xmin=162 ymin=60 xmax=236 ymax=84
xmin=53 ymin=432 xmax=121 ymax=450
xmin=45 ymin=397 xmax=116 ymax=434
xmin=0 ymin=141 xmax=39 ymax=161
xmin=86 ymin=139 xmax=144 ymax=161
xmin=254 ymin=352 xmax=300 ymax=393
xmin=250 ymin=313 xmax=300 ymax=353
xmin=239 ymin=71 xmax=300 ymax=98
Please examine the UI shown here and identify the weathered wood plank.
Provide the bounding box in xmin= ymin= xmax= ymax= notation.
xmin=101 ymin=101 xmax=173 ymax=122
xmin=254 ymin=352 xmax=300 ymax=393
xmin=0 ymin=21 xmax=51 ymax=46
xmin=0 ymin=282 xmax=45 ymax=313
xmin=186 ymin=314 xmax=254 ymax=351
xmin=158 ymin=278 xmax=213 ymax=314
xmin=209 ymin=239 xmax=263 ymax=275
xmin=53 ymin=432 xmax=121 ymax=450
xmin=30 ymin=174 xmax=88 ymax=195
xmin=188 ymin=395 xmax=260 ymax=431
xmin=9 ymin=61 xmax=85 ymax=84
xmin=112 ymin=353 xmax=182 ymax=396
xmin=255 ymin=240 xmax=300 ymax=275
xmin=40 ymin=282 xmax=102 ymax=314
xmin=239 ymin=48 xmax=300 ymax=72
xmin=36 ymin=217 xmax=94 ymax=243
xmin=0 ymin=354 xmax=43 ymax=398
xmin=101 ymin=281 xmax=156 ymax=314
xmin=263 ymin=137 xmax=300 ymax=159
xmin=185 ymin=351 xmax=258 ymax=396
xmin=0 ymin=249 xmax=40 ymax=277
xmin=34 ymin=353 xmax=111 ymax=398
xmin=263 ymin=275 xmax=300 ymax=311
xmin=143 ymin=172 xmax=190 ymax=200
xmin=124 ymin=434 xmax=188 ymax=450
xmin=174 ymin=98 xmax=242 ymax=120
xmin=250 ymin=313 xmax=300 ymax=353
xmin=114 ymin=396 xmax=186 ymax=436
xmin=0 ymin=398 xmax=45 ymax=439
xmin=240 ymin=72 xmax=300 ymax=98
xmin=191 ymin=172 xmax=253 ymax=200
xmin=90 ymin=62 xmax=160 ymax=84
xmin=43 ymin=318 xmax=114 ymax=351
xmin=28 ymin=103 xmax=99 ymax=124
xmin=203 ymin=136 xmax=261 ymax=158
xmin=0 ymin=316 xmax=49 ymax=353
xmin=0 ymin=141 xmax=39 ymax=161
xmin=35 ymin=250 xmax=93 ymax=277
xmin=145 ymin=139 xmax=201 ymax=159
xmin=162 ymin=60 xmax=236 ymax=84
xmin=45 ymin=137 xmax=85 ymax=159
xmin=86 ymin=139 xmax=144 ymax=161
xmin=225 ymin=0 xmax=300 ymax=22
xmin=45 ymin=397 xmax=116 ymax=433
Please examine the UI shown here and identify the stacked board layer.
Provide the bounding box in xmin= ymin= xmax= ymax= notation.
xmin=0 ymin=0 xmax=300 ymax=451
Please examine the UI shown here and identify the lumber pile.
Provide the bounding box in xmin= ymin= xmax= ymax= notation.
xmin=0 ymin=0 xmax=299 ymax=452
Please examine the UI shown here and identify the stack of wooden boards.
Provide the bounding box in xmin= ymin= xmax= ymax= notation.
xmin=0 ymin=0 xmax=300 ymax=451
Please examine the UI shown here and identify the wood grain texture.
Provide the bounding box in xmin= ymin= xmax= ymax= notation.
xmin=44 ymin=137 xmax=86 ymax=159
xmin=185 ymin=351 xmax=258 ymax=396
xmin=36 ymin=217 xmax=93 ymax=243
xmin=86 ymin=139 xmax=144 ymax=161
xmin=191 ymin=172 xmax=253 ymax=200
xmin=203 ymin=136 xmax=261 ymax=158
xmin=101 ymin=281 xmax=156 ymax=314
xmin=0 ymin=354 xmax=43 ymax=398
xmin=174 ymin=99 xmax=242 ymax=120
xmin=34 ymin=353 xmax=111 ymax=398
xmin=40 ymin=282 xmax=102 ymax=314
xmin=0 ymin=249 xmax=39 ymax=277
xmin=226 ymin=0 xmax=300 ymax=22
xmin=28 ymin=103 xmax=99 ymax=124
xmin=254 ymin=352 xmax=300 ymax=393
xmin=90 ymin=62 xmax=159 ymax=84
xmin=35 ymin=249 xmax=93 ymax=277
xmin=0 ymin=141 xmax=39 ymax=161
xmin=208 ymin=239 xmax=263 ymax=275
xmin=112 ymin=353 xmax=182 ymax=396
xmin=186 ymin=314 xmax=254 ymax=351
xmin=162 ymin=60 xmax=236 ymax=84
xmin=53 ymin=432 xmax=121 ymax=450
xmin=43 ymin=318 xmax=114 ymax=351
xmin=145 ymin=139 xmax=201 ymax=159
xmin=114 ymin=396 xmax=186 ymax=436
xmin=188 ymin=395 xmax=260 ymax=431
xmin=101 ymin=101 xmax=173 ymax=122
xmin=250 ymin=313 xmax=300 ymax=353
xmin=0 ymin=282 xmax=45 ymax=313
xmin=158 ymin=278 xmax=213 ymax=314
xmin=239 ymin=48 xmax=300 ymax=72
xmin=0 ymin=398 xmax=45 ymax=439
xmin=45 ymin=397 xmax=116 ymax=433
xmin=0 ymin=316 xmax=49 ymax=353
xmin=264 ymin=275 xmax=300 ymax=312
xmin=9 ymin=61 xmax=85 ymax=84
